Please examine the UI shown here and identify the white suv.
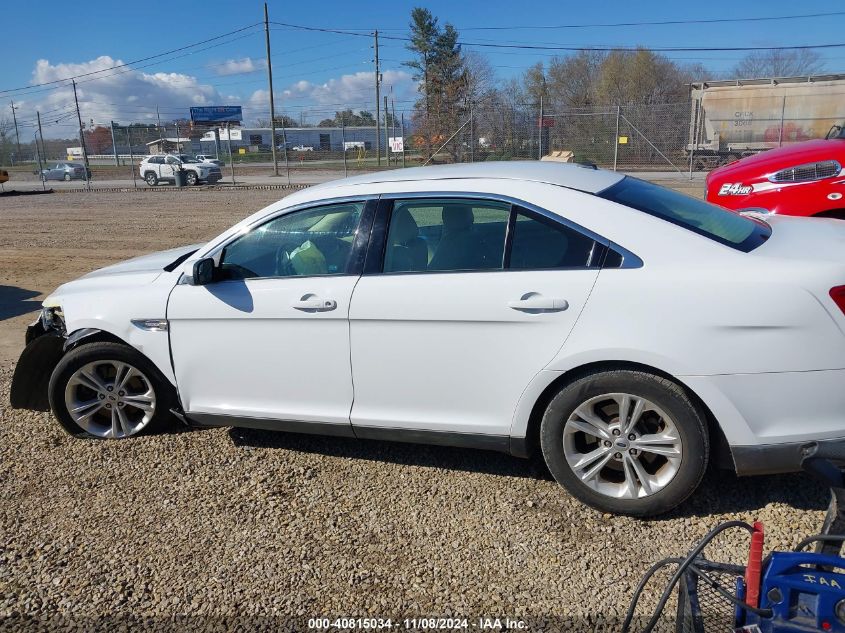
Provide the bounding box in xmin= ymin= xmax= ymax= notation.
xmin=139 ymin=154 xmax=222 ymax=186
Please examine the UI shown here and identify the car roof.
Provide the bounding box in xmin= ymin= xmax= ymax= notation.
xmin=306 ymin=161 xmax=624 ymax=195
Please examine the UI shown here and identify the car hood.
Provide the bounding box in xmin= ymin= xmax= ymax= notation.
xmin=708 ymin=138 xmax=845 ymax=183
xmin=79 ymin=243 xmax=203 ymax=279
xmin=43 ymin=243 xmax=202 ymax=308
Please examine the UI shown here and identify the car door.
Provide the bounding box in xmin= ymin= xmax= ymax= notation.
xmin=167 ymin=199 xmax=375 ymax=432
xmin=348 ymin=195 xmax=604 ymax=443
xmin=163 ymin=155 xmax=180 ymax=180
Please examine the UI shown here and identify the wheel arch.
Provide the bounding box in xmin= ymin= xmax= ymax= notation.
xmin=10 ymin=327 xmax=131 ymax=412
xmin=512 ymin=360 xmax=734 ymax=472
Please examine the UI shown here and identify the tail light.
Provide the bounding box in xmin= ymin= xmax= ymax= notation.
xmin=830 ymin=286 xmax=845 ymax=314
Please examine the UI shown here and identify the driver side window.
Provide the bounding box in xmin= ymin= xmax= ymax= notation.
xmin=219 ymin=202 xmax=364 ymax=280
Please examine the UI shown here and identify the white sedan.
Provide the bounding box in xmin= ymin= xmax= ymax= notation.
xmin=11 ymin=162 xmax=845 ymax=516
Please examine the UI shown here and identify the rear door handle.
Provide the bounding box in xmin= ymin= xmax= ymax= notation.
xmin=508 ymin=295 xmax=569 ymax=312
xmin=292 ymin=296 xmax=337 ymax=312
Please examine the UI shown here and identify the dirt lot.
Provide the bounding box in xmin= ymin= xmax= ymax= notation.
xmin=0 ymin=189 xmax=826 ymax=632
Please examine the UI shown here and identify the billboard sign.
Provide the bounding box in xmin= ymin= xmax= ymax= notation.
xmin=189 ymin=106 xmax=243 ymax=124
xmin=389 ymin=136 xmax=404 ymax=152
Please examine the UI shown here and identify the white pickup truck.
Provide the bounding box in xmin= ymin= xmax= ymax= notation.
xmin=139 ymin=154 xmax=222 ymax=186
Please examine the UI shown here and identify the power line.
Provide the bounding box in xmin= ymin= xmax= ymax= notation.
xmin=455 ymin=10 xmax=845 ymax=30
xmin=270 ymin=20 xmax=845 ymax=53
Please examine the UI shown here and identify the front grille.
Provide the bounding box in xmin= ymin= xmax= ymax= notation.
xmin=770 ymin=160 xmax=841 ymax=183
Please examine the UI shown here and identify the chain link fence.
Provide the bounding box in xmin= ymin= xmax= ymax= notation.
xmin=3 ymin=98 xmax=842 ymax=184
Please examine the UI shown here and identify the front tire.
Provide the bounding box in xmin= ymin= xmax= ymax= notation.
xmin=540 ymin=369 xmax=709 ymax=517
xmin=48 ymin=342 xmax=174 ymax=439
xmin=63 ymin=173 xmax=71 ymax=181
xmin=185 ymin=172 xmax=198 ymax=186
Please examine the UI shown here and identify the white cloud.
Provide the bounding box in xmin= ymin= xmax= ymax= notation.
xmin=18 ymin=56 xmax=230 ymax=137
xmin=279 ymin=70 xmax=415 ymax=105
xmin=211 ymin=57 xmax=262 ymax=76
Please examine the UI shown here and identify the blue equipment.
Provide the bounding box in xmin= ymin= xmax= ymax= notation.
xmin=624 ymin=441 xmax=845 ymax=633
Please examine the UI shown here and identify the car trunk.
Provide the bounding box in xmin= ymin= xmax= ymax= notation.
xmin=753 ymin=214 xmax=845 ymax=326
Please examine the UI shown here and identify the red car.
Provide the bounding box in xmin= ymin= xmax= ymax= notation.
xmin=705 ymin=125 xmax=845 ymax=219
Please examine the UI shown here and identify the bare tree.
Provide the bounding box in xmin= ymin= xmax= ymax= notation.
xmin=0 ymin=115 xmax=14 ymax=165
xmin=732 ymin=49 xmax=824 ymax=79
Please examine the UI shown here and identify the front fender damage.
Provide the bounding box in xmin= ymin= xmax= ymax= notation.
xmin=10 ymin=328 xmax=65 ymax=411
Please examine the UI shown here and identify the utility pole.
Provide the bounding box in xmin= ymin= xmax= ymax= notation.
xmin=72 ymin=80 xmax=91 ymax=191
xmin=36 ymin=110 xmax=46 ymax=168
xmin=9 ymin=100 xmax=21 ymax=164
xmin=156 ymin=104 xmax=164 ymax=147
xmin=264 ymin=2 xmax=279 ymax=176
xmin=34 ymin=135 xmax=45 ymax=191
xmin=374 ymin=29 xmax=381 ymax=166
xmin=110 ymin=121 xmax=119 ymax=166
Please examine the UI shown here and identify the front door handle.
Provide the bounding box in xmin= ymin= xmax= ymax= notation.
xmin=508 ymin=295 xmax=569 ymax=312
xmin=292 ymin=296 xmax=337 ymax=312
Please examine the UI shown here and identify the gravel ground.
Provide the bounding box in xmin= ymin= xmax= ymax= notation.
xmin=0 ymin=189 xmax=828 ymax=632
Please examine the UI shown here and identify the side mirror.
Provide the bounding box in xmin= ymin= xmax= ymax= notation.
xmin=190 ymin=257 xmax=215 ymax=286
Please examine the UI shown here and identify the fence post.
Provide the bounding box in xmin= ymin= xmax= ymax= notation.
xmin=613 ymin=105 xmax=620 ymax=171
xmin=127 ymin=127 xmax=137 ymax=189
xmin=537 ymin=95 xmax=543 ymax=160
xmin=341 ymin=117 xmax=348 ymax=178
xmin=688 ymin=98 xmax=699 ymax=180
xmin=778 ymin=95 xmax=786 ymax=147
xmin=226 ymin=122 xmax=236 ymax=184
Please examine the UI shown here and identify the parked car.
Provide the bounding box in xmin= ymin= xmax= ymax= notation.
xmin=138 ymin=154 xmax=222 ymax=186
xmin=11 ymin=162 xmax=845 ymax=516
xmin=195 ymin=154 xmax=225 ymax=167
xmin=292 ymin=145 xmax=314 ymax=151
xmin=706 ymin=124 xmax=845 ymax=219
xmin=39 ymin=162 xmax=90 ymax=181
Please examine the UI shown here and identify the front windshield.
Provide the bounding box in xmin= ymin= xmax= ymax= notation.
xmin=178 ymin=155 xmax=199 ymax=163
xmin=600 ymin=177 xmax=771 ymax=252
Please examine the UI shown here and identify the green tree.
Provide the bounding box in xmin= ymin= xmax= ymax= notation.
xmin=405 ymin=7 xmax=468 ymax=160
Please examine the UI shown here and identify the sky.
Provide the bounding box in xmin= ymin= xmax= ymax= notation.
xmin=1 ymin=0 xmax=844 ymax=138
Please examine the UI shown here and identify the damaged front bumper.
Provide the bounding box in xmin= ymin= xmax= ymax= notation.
xmin=9 ymin=310 xmax=66 ymax=411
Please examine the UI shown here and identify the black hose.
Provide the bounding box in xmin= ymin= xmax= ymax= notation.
xmin=793 ymin=534 xmax=845 ymax=552
xmin=622 ymin=520 xmax=755 ymax=633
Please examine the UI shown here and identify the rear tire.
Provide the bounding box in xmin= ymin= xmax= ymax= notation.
xmin=48 ymin=342 xmax=175 ymax=440
xmin=186 ymin=172 xmax=198 ymax=186
xmin=63 ymin=173 xmax=71 ymax=181
xmin=144 ymin=172 xmax=158 ymax=186
xmin=540 ymin=369 xmax=709 ymax=517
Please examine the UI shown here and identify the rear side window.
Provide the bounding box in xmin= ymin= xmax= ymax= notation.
xmin=509 ymin=210 xmax=597 ymax=269
xmin=383 ymin=198 xmax=510 ymax=273
xmin=599 ymin=177 xmax=770 ymax=252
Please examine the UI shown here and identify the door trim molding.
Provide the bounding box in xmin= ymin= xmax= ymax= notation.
xmin=186 ymin=412 xmax=355 ymax=438
xmin=353 ymin=425 xmax=511 ymax=454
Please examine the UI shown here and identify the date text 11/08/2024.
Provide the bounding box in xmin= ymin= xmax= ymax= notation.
xmin=307 ymin=617 xmax=528 ymax=630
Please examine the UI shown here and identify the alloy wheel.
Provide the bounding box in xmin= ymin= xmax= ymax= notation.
xmin=63 ymin=360 xmax=157 ymax=438
xmin=562 ymin=392 xmax=682 ymax=499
